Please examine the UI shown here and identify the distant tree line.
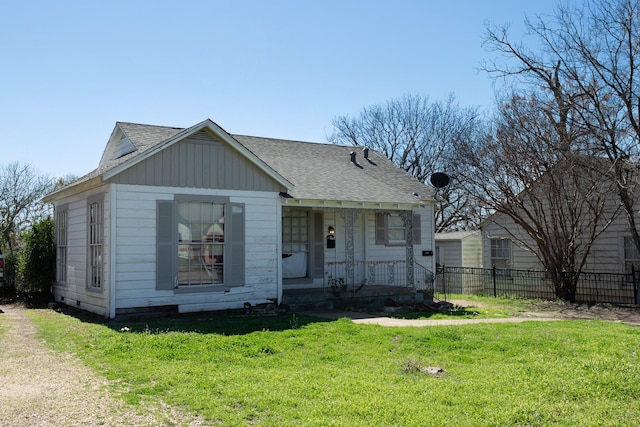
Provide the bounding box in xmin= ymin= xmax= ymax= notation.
xmin=0 ymin=162 xmax=72 ymax=303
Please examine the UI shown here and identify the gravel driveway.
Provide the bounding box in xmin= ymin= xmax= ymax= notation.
xmin=0 ymin=304 xmax=205 ymax=427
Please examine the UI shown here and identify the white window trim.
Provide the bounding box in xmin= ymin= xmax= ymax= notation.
xmin=87 ymin=196 xmax=103 ymax=290
xmin=175 ymin=195 xmax=229 ymax=288
xmin=376 ymin=212 xmax=421 ymax=246
xmin=490 ymin=238 xmax=511 ymax=270
xmin=56 ymin=206 xmax=68 ymax=284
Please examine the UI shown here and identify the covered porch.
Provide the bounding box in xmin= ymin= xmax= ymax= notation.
xmin=278 ymin=198 xmax=434 ymax=311
xmin=282 ymin=260 xmax=435 ymax=311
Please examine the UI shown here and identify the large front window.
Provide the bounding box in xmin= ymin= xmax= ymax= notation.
xmin=177 ymin=201 xmax=225 ymax=286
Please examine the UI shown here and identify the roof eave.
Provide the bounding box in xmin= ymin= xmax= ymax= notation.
xmin=281 ymin=197 xmax=432 ymax=210
xmin=43 ymin=176 xmax=104 ymax=203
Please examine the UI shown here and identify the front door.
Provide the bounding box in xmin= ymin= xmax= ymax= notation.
xmin=282 ymin=209 xmax=324 ymax=287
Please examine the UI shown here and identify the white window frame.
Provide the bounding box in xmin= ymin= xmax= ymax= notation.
xmin=490 ymin=238 xmax=511 ymax=270
xmin=56 ymin=206 xmax=68 ymax=284
xmin=623 ymin=236 xmax=640 ymax=283
xmin=176 ymin=198 xmax=227 ymax=287
xmin=386 ymin=214 xmax=406 ymax=246
xmin=282 ymin=209 xmax=309 ymax=254
xmin=88 ymin=198 xmax=103 ymax=290
xmin=376 ymin=212 xmax=421 ymax=246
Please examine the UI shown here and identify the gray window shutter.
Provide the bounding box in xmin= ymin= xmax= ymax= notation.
xmin=412 ymin=214 xmax=421 ymax=244
xmin=156 ymin=200 xmax=175 ymax=290
xmin=375 ymin=213 xmax=386 ymax=245
xmin=312 ymin=212 xmax=324 ymax=278
xmin=229 ymin=203 xmax=245 ymax=287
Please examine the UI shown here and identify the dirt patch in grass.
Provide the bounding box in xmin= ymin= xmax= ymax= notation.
xmin=447 ymin=298 xmax=640 ymax=325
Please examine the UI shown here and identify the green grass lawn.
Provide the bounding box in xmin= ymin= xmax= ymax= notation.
xmin=28 ymin=305 xmax=640 ymax=426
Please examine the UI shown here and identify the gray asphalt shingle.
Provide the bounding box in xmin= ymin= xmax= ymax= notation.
xmin=233 ymin=135 xmax=433 ymax=204
xmin=54 ymin=121 xmax=434 ymax=205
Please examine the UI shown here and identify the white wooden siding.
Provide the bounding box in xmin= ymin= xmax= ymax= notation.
xmin=112 ymin=184 xmax=280 ymax=313
xmin=461 ymin=232 xmax=482 ymax=268
xmin=322 ymin=205 xmax=435 ymax=267
xmin=436 ymin=241 xmax=463 ymax=267
xmin=52 ymin=185 xmax=110 ymax=317
xmin=481 ymin=204 xmax=631 ymax=273
xmin=435 ymin=231 xmax=482 ymax=268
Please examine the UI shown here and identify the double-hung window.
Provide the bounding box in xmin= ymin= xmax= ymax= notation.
xmin=88 ymin=199 xmax=103 ymax=289
xmin=375 ymin=213 xmax=421 ymax=246
xmin=624 ymin=236 xmax=640 ymax=283
xmin=490 ymin=238 xmax=511 ymax=269
xmin=56 ymin=207 xmax=68 ymax=283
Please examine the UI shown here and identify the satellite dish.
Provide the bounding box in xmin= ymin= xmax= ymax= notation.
xmin=430 ymin=172 xmax=450 ymax=189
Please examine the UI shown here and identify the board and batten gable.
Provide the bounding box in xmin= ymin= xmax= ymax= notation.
xmin=112 ymin=185 xmax=281 ymax=314
xmin=106 ymin=130 xmax=287 ymax=193
xmin=52 ymin=184 xmax=111 ymax=317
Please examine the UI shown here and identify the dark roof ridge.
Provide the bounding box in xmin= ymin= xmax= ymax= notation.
xmin=231 ymin=133 xmax=374 ymax=150
xmin=116 ymin=121 xmax=183 ymax=130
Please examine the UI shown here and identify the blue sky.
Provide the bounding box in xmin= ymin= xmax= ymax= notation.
xmin=1 ymin=1 xmax=556 ymax=178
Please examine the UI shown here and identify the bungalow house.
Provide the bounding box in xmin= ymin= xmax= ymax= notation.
xmin=479 ymin=155 xmax=640 ymax=302
xmin=44 ymin=119 xmax=436 ymax=318
xmin=480 ymin=160 xmax=627 ymax=274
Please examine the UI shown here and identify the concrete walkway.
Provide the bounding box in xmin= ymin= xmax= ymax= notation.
xmin=302 ymin=309 xmax=559 ymax=326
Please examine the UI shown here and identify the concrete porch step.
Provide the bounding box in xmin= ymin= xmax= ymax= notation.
xmin=282 ymin=285 xmax=420 ymax=312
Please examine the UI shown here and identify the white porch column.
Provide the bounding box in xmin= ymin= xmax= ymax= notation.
xmin=400 ymin=210 xmax=415 ymax=287
xmin=338 ymin=208 xmax=360 ymax=285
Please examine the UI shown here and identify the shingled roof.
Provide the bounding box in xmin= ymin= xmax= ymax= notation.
xmin=233 ymin=135 xmax=433 ymax=205
xmin=47 ymin=120 xmax=434 ymax=206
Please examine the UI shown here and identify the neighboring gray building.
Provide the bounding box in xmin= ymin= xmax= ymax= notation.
xmin=434 ymin=230 xmax=482 ymax=268
xmin=45 ymin=119 xmax=436 ymax=318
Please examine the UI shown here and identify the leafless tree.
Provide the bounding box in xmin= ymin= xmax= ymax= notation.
xmin=329 ymin=93 xmax=484 ymax=231
xmin=0 ymin=162 xmax=54 ymax=252
xmin=482 ymin=0 xmax=640 ymax=260
xmin=457 ymin=92 xmax=620 ymax=301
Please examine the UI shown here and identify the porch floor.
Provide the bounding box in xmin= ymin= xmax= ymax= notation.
xmin=282 ymin=285 xmax=427 ymax=312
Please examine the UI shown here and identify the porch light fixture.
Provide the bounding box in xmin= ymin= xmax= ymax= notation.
xmin=326 ymin=226 xmax=336 ymax=248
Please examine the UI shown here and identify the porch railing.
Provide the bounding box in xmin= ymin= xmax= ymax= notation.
xmin=324 ymin=260 xmax=434 ymax=292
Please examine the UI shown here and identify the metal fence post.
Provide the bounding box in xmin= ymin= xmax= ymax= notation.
xmin=492 ymin=265 xmax=497 ymax=298
xmin=633 ymin=265 xmax=638 ymax=306
xmin=442 ymin=264 xmax=447 ymax=301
